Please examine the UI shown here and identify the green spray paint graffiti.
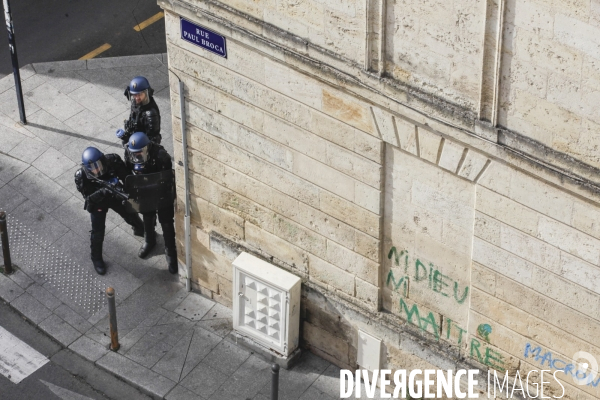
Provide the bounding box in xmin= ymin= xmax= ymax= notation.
xmin=387 ymin=247 xmax=469 ymax=304
xmin=399 ymin=298 xmax=505 ymax=371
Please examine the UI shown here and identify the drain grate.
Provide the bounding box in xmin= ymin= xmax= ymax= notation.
xmin=5 ymin=216 xmax=106 ymax=316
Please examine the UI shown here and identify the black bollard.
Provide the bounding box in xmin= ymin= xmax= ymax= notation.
xmin=106 ymin=287 xmax=120 ymax=351
xmin=0 ymin=211 xmax=13 ymax=274
xmin=271 ymin=364 xmax=279 ymax=400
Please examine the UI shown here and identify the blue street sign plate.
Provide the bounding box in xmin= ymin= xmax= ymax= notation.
xmin=180 ymin=18 xmax=227 ymax=58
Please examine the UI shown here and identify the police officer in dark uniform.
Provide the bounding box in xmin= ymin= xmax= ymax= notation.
xmin=125 ymin=132 xmax=178 ymax=274
xmin=75 ymin=147 xmax=144 ymax=275
xmin=116 ymin=76 xmax=161 ymax=146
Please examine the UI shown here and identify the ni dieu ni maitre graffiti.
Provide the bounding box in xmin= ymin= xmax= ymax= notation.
xmin=387 ymin=247 xmax=504 ymax=371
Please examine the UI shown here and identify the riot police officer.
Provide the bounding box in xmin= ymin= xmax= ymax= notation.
xmin=116 ymin=76 xmax=161 ymax=146
xmin=125 ymin=132 xmax=178 ymax=274
xmin=75 ymin=147 xmax=145 ymax=275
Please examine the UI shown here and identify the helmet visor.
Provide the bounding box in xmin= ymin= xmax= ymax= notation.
xmin=84 ymin=159 xmax=105 ymax=177
xmin=128 ymin=147 xmax=149 ymax=164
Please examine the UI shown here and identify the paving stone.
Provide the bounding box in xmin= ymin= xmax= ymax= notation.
xmin=174 ymin=292 xmax=215 ymax=321
xmin=310 ymin=364 xmax=341 ymax=398
xmin=43 ymin=70 xmax=89 ymax=94
xmin=10 ymin=200 xmax=70 ymax=245
xmin=259 ymin=352 xmax=331 ymax=400
xmin=33 ymin=60 xmax=87 ymax=74
xmin=11 ymin=291 xmax=53 ymax=324
xmin=166 ymin=384 xmax=205 ymax=400
xmin=125 ymin=313 xmax=195 ymax=368
xmin=8 ymin=135 xmax=48 ymax=164
xmin=180 ymin=360 xmax=229 ymax=398
xmin=0 ymin=111 xmax=34 ymax=138
xmin=0 ymin=153 xmax=28 ymax=183
xmin=209 ymin=355 xmax=271 ymax=400
xmin=94 ymin=270 xmax=182 ymax=333
xmin=0 ymin=125 xmax=25 ymax=153
xmin=32 ymin=147 xmax=76 ymax=179
xmin=21 ymin=74 xmax=50 ymax=93
xmin=11 ymin=167 xmax=72 ymax=213
xmin=0 ymin=86 xmax=41 ymax=121
xmin=22 ymin=109 xmax=74 ymax=148
xmin=179 ymin=325 xmax=223 ymax=380
xmin=50 ymin=196 xmax=115 ymax=239
xmin=26 ymin=81 xmax=85 ymax=121
xmin=97 ymin=351 xmax=177 ymax=399
xmin=68 ymin=83 xmax=128 ymax=122
xmin=39 ymin=314 xmax=82 ymax=346
xmin=151 ymin=328 xmax=194 ymax=382
xmin=102 ymin=225 xmax=164 ymax=279
xmin=68 ymin=335 xmax=110 ymax=362
xmin=63 ymin=108 xmax=121 ymax=149
xmin=201 ymin=302 xmax=232 ymax=321
xmin=54 ymin=304 xmax=93 ymax=334
xmin=53 ymin=165 xmax=81 ymax=197
xmin=0 ymin=272 xmax=24 ymax=302
xmin=86 ymin=54 xmax=163 ymax=69
xmin=85 ymin=326 xmax=111 ymax=347
xmin=26 ymin=283 xmax=63 ymax=310
xmin=297 ymin=386 xmax=335 ymax=400
xmin=9 ymin=268 xmax=35 ymax=289
xmin=118 ymin=308 xmax=168 ymax=354
xmin=195 ymin=318 xmax=233 ymax=338
xmin=201 ymin=339 xmax=251 ymax=376
xmin=75 ymin=67 xmax=131 ymax=101
xmin=162 ymin=287 xmax=189 ymax=311
xmin=0 ymin=183 xmax=26 ymax=213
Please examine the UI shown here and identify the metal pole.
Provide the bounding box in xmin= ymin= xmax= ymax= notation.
xmin=0 ymin=211 xmax=13 ymax=274
xmin=106 ymin=287 xmax=120 ymax=351
xmin=271 ymin=364 xmax=279 ymax=400
xmin=2 ymin=0 xmax=25 ymax=124
xmin=179 ymin=80 xmax=191 ymax=292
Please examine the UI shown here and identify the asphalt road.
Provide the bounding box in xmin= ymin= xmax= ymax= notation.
xmin=0 ymin=0 xmax=166 ymax=78
xmin=0 ymin=301 xmax=152 ymax=400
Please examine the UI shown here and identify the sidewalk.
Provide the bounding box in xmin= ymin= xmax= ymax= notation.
xmin=0 ymin=54 xmax=348 ymax=400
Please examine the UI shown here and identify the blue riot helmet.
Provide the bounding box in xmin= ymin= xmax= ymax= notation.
xmin=128 ymin=76 xmax=150 ymax=94
xmin=81 ymin=147 xmax=106 ymax=177
xmin=127 ymin=76 xmax=152 ymax=104
xmin=127 ymin=132 xmax=151 ymax=168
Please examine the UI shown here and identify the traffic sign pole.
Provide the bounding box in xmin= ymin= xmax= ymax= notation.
xmin=2 ymin=0 xmax=25 ymax=125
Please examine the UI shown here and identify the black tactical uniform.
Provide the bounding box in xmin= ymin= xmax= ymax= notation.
xmin=74 ymin=154 xmax=144 ymax=275
xmin=124 ymin=141 xmax=177 ymax=273
xmin=120 ymin=97 xmax=161 ymax=145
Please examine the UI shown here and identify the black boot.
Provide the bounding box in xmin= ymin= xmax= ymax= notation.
xmin=123 ymin=213 xmax=144 ymax=237
xmin=165 ymin=247 xmax=178 ymax=274
xmin=138 ymin=230 xmax=156 ymax=258
xmin=90 ymin=231 xmax=106 ymax=275
xmin=161 ymin=222 xmax=177 ymax=274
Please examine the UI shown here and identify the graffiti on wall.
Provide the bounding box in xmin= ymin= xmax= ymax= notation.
xmin=387 ymin=247 xmax=469 ymax=304
xmin=399 ymin=297 xmax=505 ymax=370
xmin=525 ymin=344 xmax=600 ymax=388
xmin=386 ymin=246 xmax=502 ymax=370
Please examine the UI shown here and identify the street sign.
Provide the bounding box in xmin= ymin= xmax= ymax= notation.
xmin=180 ymin=17 xmax=227 ymax=58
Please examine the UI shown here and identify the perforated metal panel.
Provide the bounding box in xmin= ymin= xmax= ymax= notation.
xmin=233 ymin=252 xmax=301 ymax=356
xmin=5 ymin=216 xmax=107 ymax=316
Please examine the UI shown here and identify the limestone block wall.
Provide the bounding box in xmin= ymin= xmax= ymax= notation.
xmin=160 ymin=0 xmax=600 ymax=398
xmin=498 ymin=0 xmax=600 ymax=168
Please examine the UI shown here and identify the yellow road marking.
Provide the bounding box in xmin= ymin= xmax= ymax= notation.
xmin=134 ymin=11 xmax=164 ymax=31
xmin=79 ymin=43 xmax=112 ymax=60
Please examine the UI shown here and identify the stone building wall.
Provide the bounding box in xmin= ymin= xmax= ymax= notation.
xmin=159 ymin=0 xmax=600 ymax=398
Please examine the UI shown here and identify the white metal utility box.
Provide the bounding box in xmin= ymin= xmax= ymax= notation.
xmin=232 ymin=252 xmax=301 ymax=357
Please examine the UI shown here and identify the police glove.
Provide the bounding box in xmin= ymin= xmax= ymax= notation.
xmin=116 ymin=129 xmax=126 ymax=139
